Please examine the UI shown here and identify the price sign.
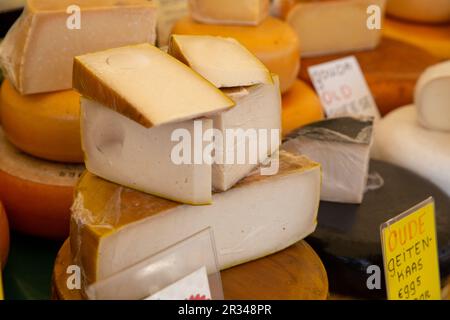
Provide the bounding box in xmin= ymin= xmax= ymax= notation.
xmin=308 ymin=56 xmax=380 ymax=119
xmin=381 ymin=198 xmax=441 ymax=300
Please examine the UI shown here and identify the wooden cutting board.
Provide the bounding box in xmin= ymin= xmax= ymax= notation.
xmin=298 ymin=37 xmax=441 ymax=116
xmin=52 ymin=239 xmax=329 ymax=300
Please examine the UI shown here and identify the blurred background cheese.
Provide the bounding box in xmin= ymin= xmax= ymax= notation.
xmin=172 ymin=17 xmax=300 ymax=93
xmin=0 ymin=129 xmax=84 ymax=239
xmin=70 ymin=152 xmax=320 ymax=286
xmin=299 ymin=38 xmax=441 ymax=116
xmin=373 ymin=106 xmax=450 ymax=197
xmin=285 ymin=0 xmax=386 ymax=57
xmin=386 ymin=0 xmax=450 ymax=24
xmin=281 ymin=80 xmax=324 ymax=136
xmin=0 ymin=0 xmax=157 ymax=94
xmin=189 ymin=0 xmax=269 ymax=25
xmin=0 ymin=202 xmax=9 ymax=270
xmin=0 ymin=80 xmax=82 ymax=163
xmin=383 ymin=18 xmax=450 ymax=59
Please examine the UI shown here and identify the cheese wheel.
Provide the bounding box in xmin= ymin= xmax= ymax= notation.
xmin=415 ymin=61 xmax=450 ymax=132
xmin=0 ymin=201 xmax=9 ymax=269
xmin=299 ymin=38 xmax=441 ymax=116
xmin=172 ymin=16 xmax=300 ymax=93
xmin=0 ymin=80 xmax=83 ymax=163
xmin=373 ymin=106 xmax=450 ymax=197
xmin=383 ymin=18 xmax=450 ymax=59
xmin=281 ymin=80 xmax=324 ymax=136
xmin=386 ymin=0 xmax=450 ymax=24
xmin=0 ymin=129 xmax=84 ymax=239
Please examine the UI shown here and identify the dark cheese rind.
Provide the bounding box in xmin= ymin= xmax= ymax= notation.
xmin=284 ymin=117 xmax=374 ymax=145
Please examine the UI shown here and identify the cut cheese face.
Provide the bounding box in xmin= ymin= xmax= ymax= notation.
xmin=169 ymin=35 xmax=272 ymax=88
xmin=373 ymin=106 xmax=450 ymax=197
xmin=387 ymin=0 xmax=450 ymax=24
xmin=70 ymin=151 xmax=321 ymax=286
xmin=81 ymin=98 xmax=213 ymax=205
xmin=172 ymin=16 xmax=300 ymax=93
xmin=0 ymin=202 xmax=9 ymax=270
xmin=415 ymin=61 xmax=450 ymax=132
xmin=0 ymin=129 xmax=84 ymax=239
xmin=287 ymin=0 xmax=386 ymax=57
xmin=0 ymin=80 xmax=82 ymax=163
xmin=282 ymin=80 xmax=324 ymax=136
xmin=0 ymin=0 xmax=157 ymax=94
xmin=283 ymin=117 xmax=374 ymax=204
xmin=189 ymin=0 xmax=269 ymax=26
xmin=211 ymin=76 xmax=282 ymax=191
xmin=74 ymin=43 xmax=234 ymax=128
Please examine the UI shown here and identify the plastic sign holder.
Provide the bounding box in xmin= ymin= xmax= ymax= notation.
xmin=381 ymin=197 xmax=441 ymax=300
xmin=85 ymin=228 xmax=224 ymax=300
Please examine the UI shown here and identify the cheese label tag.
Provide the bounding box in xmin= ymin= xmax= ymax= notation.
xmin=146 ymin=266 xmax=212 ymax=300
xmin=381 ymin=198 xmax=441 ymax=300
xmin=308 ymin=56 xmax=380 ymax=119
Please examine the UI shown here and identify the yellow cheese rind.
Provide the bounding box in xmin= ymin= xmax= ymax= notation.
xmin=386 ymin=0 xmax=450 ymax=24
xmin=0 ymin=0 xmax=157 ymax=94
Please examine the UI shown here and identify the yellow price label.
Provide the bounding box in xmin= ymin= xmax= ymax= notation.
xmin=381 ymin=198 xmax=441 ymax=300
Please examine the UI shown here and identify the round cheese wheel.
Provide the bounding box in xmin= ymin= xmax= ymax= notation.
xmin=0 ymin=129 xmax=85 ymax=239
xmin=308 ymin=160 xmax=450 ymax=298
xmin=299 ymin=38 xmax=441 ymax=116
xmin=0 ymin=80 xmax=83 ymax=163
xmin=281 ymin=80 xmax=324 ymax=136
xmin=386 ymin=0 xmax=450 ymax=24
xmin=172 ymin=16 xmax=300 ymax=93
xmin=373 ymin=105 xmax=450 ymax=197
xmin=0 ymin=201 xmax=9 ymax=269
xmin=383 ymin=18 xmax=450 ymax=59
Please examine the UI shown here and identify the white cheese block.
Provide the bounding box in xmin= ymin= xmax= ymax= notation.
xmin=212 ymin=78 xmax=282 ymax=191
xmin=387 ymin=0 xmax=450 ymax=24
xmin=415 ymin=61 xmax=450 ymax=132
xmin=372 ymin=106 xmax=450 ymax=197
xmin=168 ymin=35 xmax=273 ymax=88
xmin=286 ymin=0 xmax=386 ymax=57
xmin=283 ymin=117 xmax=374 ymax=204
xmin=71 ymin=151 xmax=321 ymax=286
xmin=73 ymin=43 xmax=234 ymax=128
xmin=81 ymin=98 xmax=213 ymax=205
xmin=189 ymin=0 xmax=270 ymax=26
xmin=0 ymin=0 xmax=157 ymax=94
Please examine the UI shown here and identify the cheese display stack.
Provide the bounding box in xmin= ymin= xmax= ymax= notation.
xmin=172 ymin=0 xmax=324 ymax=136
xmin=373 ymin=60 xmax=450 ymax=197
xmin=0 ymin=0 xmax=158 ymax=239
xmin=70 ymin=36 xmax=321 ymax=294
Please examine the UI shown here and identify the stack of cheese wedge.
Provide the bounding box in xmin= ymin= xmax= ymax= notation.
xmin=373 ymin=60 xmax=450 ymax=197
xmin=70 ymin=35 xmax=322 ymax=295
xmin=0 ymin=0 xmax=158 ymax=239
xmin=172 ymin=0 xmax=324 ymax=136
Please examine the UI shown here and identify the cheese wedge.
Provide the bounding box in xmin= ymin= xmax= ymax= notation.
xmin=282 ymin=80 xmax=324 ymax=136
xmin=287 ymin=0 xmax=386 ymax=57
xmin=212 ymin=77 xmax=282 ymax=191
xmin=74 ymin=43 xmax=234 ymax=128
xmin=189 ymin=0 xmax=269 ymax=26
xmin=0 ymin=129 xmax=84 ymax=239
xmin=0 ymin=80 xmax=82 ymax=163
xmin=0 ymin=202 xmax=9 ymax=270
xmin=70 ymin=151 xmax=321 ymax=286
xmin=172 ymin=17 xmax=300 ymax=93
xmin=81 ymin=98 xmax=213 ymax=205
xmin=373 ymin=106 xmax=450 ymax=197
xmin=387 ymin=0 xmax=450 ymax=24
xmin=0 ymin=0 xmax=157 ymax=95
xmin=168 ymin=35 xmax=273 ymax=88
xmin=415 ymin=61 xmax=450 ymax=132
xmin=283 ymin=117 xmax=374 ymax=204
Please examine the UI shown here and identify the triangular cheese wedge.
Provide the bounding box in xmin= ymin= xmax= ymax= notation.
xmin=73 ymin=43 xmax=234 ymax=128
xmin=168 ymin=35 xmax=273 ymax=88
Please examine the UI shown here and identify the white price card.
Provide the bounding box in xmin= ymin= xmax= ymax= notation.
xmin=146 ymin=267 xmax=212 ymax=300
xmin=308 ymin=56 xmax=380 ymax=120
